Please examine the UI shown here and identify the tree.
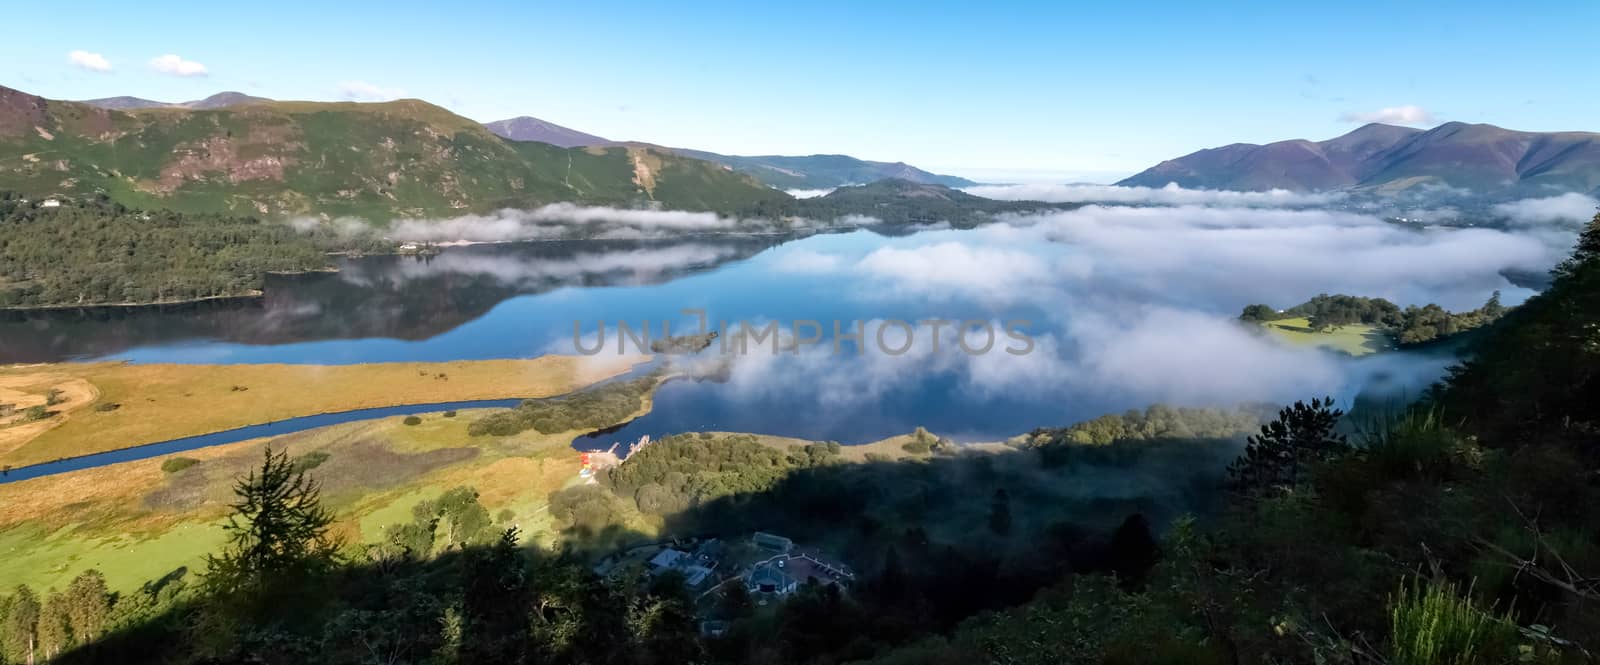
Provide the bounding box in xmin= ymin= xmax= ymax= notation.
xmin=63 ymin=570 xmax=109 ymax=647
xmin=36 ymin=593 xmax=69 ymax=660
xmin=988 ymin=488 xmax=1013 ymax=536
xmin=1 ymin=585 xmax=39 ymax=665
xmin=1227 ymin=397 xmax=1348 ymax=495
xmin=460 ymin=528 xmax=532 ymax=664
xmin=204 ymin=447 xmax=338 ymax=596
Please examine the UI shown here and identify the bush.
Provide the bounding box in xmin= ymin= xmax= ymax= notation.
xmin=94 ymin=402 xmax=121 ymax=412
xmin=45 ymin=388 xmax=66 ymax=406
xmin=1388 ymin=579 xmax=1516 ymax=665
xmin=403 ymin=415 xmax=422 ymax=426
xmin=443 ymin=410 xmax=457 ymax=418
xmin=291 ymin=451 xmax=331 ymax=473
xmin=161 ymin=457 xmax=199 ymax=473
xmin=22 ymin=405 xmax=50 ymax=421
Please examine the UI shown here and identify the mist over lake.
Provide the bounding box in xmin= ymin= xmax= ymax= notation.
xmin=2 ymin=202 xmax=1570 ymax=443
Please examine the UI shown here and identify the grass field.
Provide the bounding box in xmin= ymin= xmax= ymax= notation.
xmin=1259 ymin=317 xmax=1395 ymax=357
xmin=0 ymin=355 xmax=645 ymax=468
xmin=0 ymin=380 xmax=662 ymax=594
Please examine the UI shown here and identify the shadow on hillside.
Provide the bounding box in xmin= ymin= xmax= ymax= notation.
xmin=57 ymin=434 xmax=1243 ymax=664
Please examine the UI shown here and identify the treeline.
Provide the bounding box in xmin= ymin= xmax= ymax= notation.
xmin=0 ymin=193 xmax=384 ymax=308
xmin=466 ymin=374 xmax=658 ymax=437
xmin=1240 ymin=291 xmax=1509 ymax=344
xmin=1019 ymin=403 xmax=1272 ymax=446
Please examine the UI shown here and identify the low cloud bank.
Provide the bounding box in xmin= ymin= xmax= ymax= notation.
xmin=1493 ymin=193 xmax=1599 ymax=227
xmin=294 ymin=204 xmax=850 ymax=244
xmin=784 ymin=188 xmax=834 ymax=199
xmin=962 ymin=182 xmax=1341 ymax=207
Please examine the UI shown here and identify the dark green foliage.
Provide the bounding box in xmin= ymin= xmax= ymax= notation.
xmin=203 ymin=447 xmax=338 ymax=597
xmin=1227 ymin=397 xmax=1346 ymax=494
xmin=1 ymin=584 xmax=40 ymax=665
xmin=401 ymin=415 xmax=422 ymax=426
xmin=0 ymin=195 xmax=334 ymax=308
xmin=460 ymin=529 xmax=533 ymax=664
xmin=1023 ymin=403 xmax=1268 ymax=446
xmin=1241 ymin=291 xmax=1511 ymax=344
xmin=442 ymin=410 xmax=457 ymax=418
xmin=160 ymin=457 xmax=199 ymax=473
xmin=467 ymin=375 xmax=657 ymax=437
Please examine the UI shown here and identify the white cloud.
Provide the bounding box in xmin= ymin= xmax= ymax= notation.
xmin=337 ymin=80 xmax=407 ymax=102
xmin=856 ymin=242 xmax=1054 ymax=304
xmin=963 ymin=182 xmax=1339 ymax=207
xmin=784 ymin=188 xmax=834 ymax=199
xmin=148 ymin=54 xmax=208 ymax=77
xmin=1338 ymin=104 xmax=1435 ymax=125
xmin=1493 ymin=193 xmax=1599 ymax=227
xmin=67 ymin=50 xmax=111 ymax=72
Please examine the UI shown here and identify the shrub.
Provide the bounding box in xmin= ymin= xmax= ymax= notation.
xmin=161 ymin=457 xmax=200 ymax=473
xmin=94 ymin=402 xmax=121 ymax=412
xmin=403 ymin=415 xmax=422 ymax=426
xmin=1388 ymin=579 xmax=1516 ymax=665
xmin=22 ymin=405 xmax=49 ymax=421
xmin=291 ymin=451 xmax=331 ymax=473
xmin=443 ymin=410 xmax=457 ymax=418
xmin=45 ymin=388 xmax=66 ymax=406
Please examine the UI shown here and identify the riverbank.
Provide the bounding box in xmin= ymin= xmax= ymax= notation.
xmin=0 ymin=356 xmax=647 ymax=468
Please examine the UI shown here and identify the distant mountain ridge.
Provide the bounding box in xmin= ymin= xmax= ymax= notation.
xmin=1120 ymin=122 xmax=1600 ymax=194
xmin=0 ymin=85 xmax=782 ymax=220
xmin=481 ymin=114 xmax=974 ymax=189
xmin=481 ymin=116 xmax=615 ymax=148
xmin=81 ymin=91 xmax=273 ymax=110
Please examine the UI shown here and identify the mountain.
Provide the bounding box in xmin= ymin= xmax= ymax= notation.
xmin=80 ymin=91 xmax=273 ymax=110
xmin=672 ymin=150 xmax=977 ymax=189
xmin=0 ymin=85 xmax=783 ymax=220
xmin=482 ymin=115 xmax=974 ymax=189
xmin=79 ymin=96 xmax=170 ymax=110
xmin=482 ymin=116 xmax=615 ymax=148
xmin=1120 ymin=122 xmax=1600 ymax=194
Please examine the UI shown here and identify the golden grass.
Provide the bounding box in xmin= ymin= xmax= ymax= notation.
xmin=0 ymin=355 xmax=645 ymax=468
xmin=0 ymin=371 xmax=663 ymax=592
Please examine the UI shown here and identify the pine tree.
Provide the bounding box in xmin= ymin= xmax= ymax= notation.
xmin=1 ymin=585 xmax=39 ymax=665
xmin=35 ymin=593 xmax=69 ymax=660
xmin=1227 ymin=397 xmax=1347 ymax=494
xmin=204 ymin=447 xmax=338 ymax=596
xmin=64 ymin=570 xmax=110 ymax=645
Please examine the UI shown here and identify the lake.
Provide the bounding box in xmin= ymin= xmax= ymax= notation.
xmin=2 ymin=208 xmax=1546 ymax=448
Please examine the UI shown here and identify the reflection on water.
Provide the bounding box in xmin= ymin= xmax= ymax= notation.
xmin=0 ymin=213 xmax=1535 ymax=443
xmin=0 ymin=236 xmax=790 ymax=364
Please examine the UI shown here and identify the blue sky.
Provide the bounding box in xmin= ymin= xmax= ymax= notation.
xmin=3 ymin=0 xmax=1594 ymax=182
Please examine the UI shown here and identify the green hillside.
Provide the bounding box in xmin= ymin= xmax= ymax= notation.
xmin=0 ymin=86 xmax=785 ymax=221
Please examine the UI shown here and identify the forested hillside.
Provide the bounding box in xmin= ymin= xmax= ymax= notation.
xmin=0 ymin=193 xmax=362 ymax=308
xmin=0 ymin=85 xmax=784 ymax=221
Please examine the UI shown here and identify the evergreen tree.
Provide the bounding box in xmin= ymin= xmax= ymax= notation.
xmin=202 ymin=447 xmax=338 ymax=604
xmin=1 ymin=585 xmax=39 ymax=665
xmin=35 ymin=593 xmax=69 ymax=660
xmin=459 ymin=528 xmax=532 ymax=664
xmin=1227 ymin=397 xmax=1347 ymax=494
xmin=64 ymin=570 xmax=110 ymax=646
